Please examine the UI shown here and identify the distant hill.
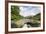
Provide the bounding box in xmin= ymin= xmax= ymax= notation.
xmin=33 ymin=13 xmax=40 ymax=21
xmin=24 ymin=13 xmax=40 ymax=20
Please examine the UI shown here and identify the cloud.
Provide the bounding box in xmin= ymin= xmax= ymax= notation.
xmin=19 ymin=6 xmax=41 ymax=17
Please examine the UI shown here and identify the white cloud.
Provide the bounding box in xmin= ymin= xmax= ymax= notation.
xmin=19 ymin=6 xmax=40 ymax=17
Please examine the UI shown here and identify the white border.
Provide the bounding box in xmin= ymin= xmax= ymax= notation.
xmin=8 ymin=3 xmax=43 ymax=32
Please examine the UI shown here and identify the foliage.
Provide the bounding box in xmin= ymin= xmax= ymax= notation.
xmin=33 ymin=13 xmax=40 ymax=21
xmin=31 ymin=23 xmax=40 ymax=27
xmin=11 ymin=6 xmax=24 ymax=21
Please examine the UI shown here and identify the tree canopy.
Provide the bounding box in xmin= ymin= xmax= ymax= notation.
xmin=11 ymin=6 xmax=24 ymax=20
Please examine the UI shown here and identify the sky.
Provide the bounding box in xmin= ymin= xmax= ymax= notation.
xmin=19 ymin=6 xmax=41 ymax=17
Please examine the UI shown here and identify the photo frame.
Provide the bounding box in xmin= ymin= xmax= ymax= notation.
xmin=5 ymin=0 xmax=45 ymax=34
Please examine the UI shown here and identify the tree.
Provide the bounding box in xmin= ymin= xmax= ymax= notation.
xmin=11 ymin=6 xmax=24 ymax=21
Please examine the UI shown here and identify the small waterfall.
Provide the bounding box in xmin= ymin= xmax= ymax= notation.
xmin=23 ymin=24 xmax=28 ymax=28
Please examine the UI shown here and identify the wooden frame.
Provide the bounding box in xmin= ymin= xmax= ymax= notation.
xmin=5 ymin=0 xmax=45 ymax=34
